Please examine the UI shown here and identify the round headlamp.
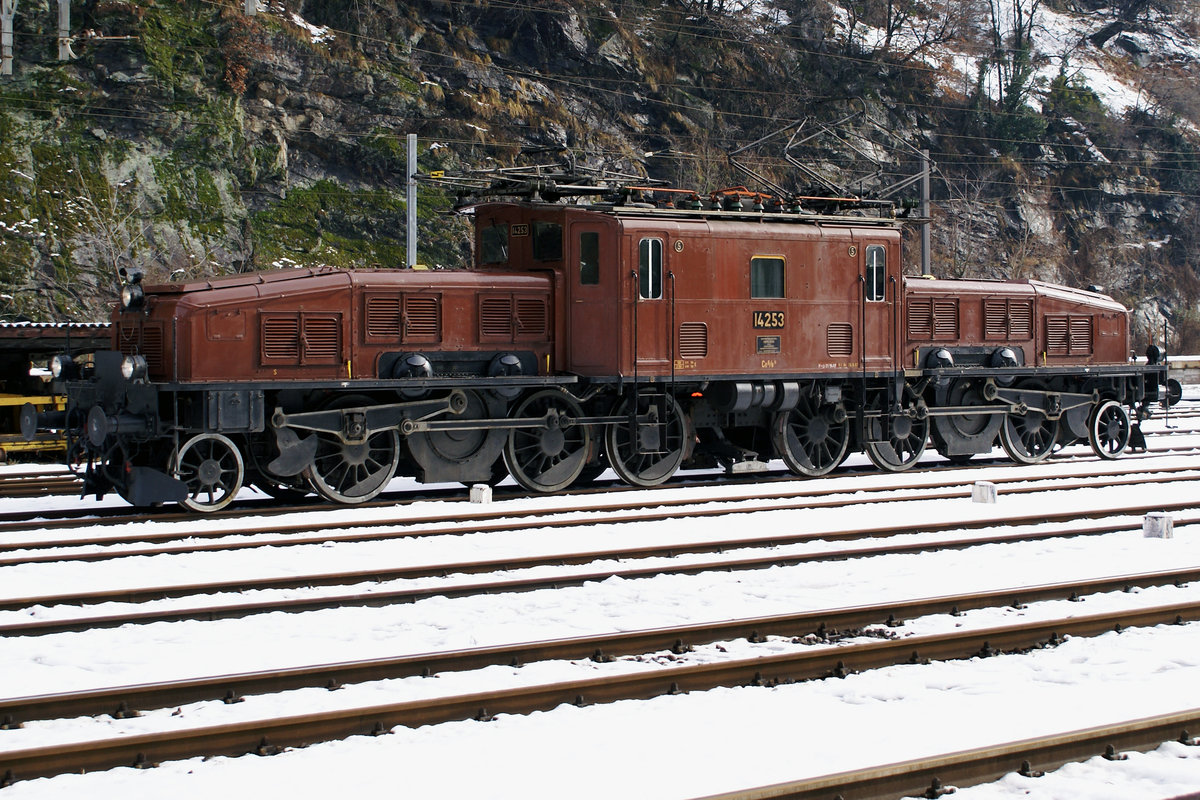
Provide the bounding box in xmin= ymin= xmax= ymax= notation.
xmin=50 ymin=353 xmax=76 ymax=379
xmin=120 ymin=283 xmax=145 ymax=312
xmin=121 ymin=354 xmax=148 ymax=381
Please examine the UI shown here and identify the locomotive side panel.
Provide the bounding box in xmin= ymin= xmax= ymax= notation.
xmin=1030 ymin=280 xmax=1129 ymax=366
xmin=903 ymin=278 xmax=1038 ymax=370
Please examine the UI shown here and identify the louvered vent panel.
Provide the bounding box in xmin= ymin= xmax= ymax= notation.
xmin=1046 ymin=316 xmax=1069 ymax=356
xmin=1009 ymin=300 xmax=1033 ymax=339
xmin=907 ymin=297 xmax=932 ymax=340
xmin=117 ymin=324 xmax=138 ymax=354
xmin=480 ymin=297 xmax=513 ymax=338
xmin=117 ymin=324 xmax=165 ymax=372
xmin=678 ymin=322 xmax=708 ymax=358
xmin=366 ymin=296 xmax=401 ymax=339
xmin=933 ymin=299 xmax=959 ymax=339
xmin=827 ymin=323 xmax=853 ymax=357
xmin=1070 ymin=316 xmax=1093 ymax=354
xmin=515 ymin=298 xmax=547 ymax=336
xmin=302 ymin=317 xmax=340 ymax=361
xmin=262 ymin=316 xmax=300 ymax=361
xmin=404 ymin=296 xmax=440 ymax=339
xmin=984 ymin=300 xmax=1007 ymax=339
xmin=140 ymin=325 xmax=165 ymax=373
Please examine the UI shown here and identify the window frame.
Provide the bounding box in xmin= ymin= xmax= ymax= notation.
xmin=750 ymin=255 xmax=786 ymax=299
xmin=638 ymin=237 xmax=663 ymax=300
xmin=579 ymin=231 xmax=599 ymax=285
xmin=865 ymin=244 xmax=886 ymax=303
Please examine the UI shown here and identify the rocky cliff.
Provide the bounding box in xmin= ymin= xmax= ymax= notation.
xmin=0 ymin=0 xmax=1197 ymax=350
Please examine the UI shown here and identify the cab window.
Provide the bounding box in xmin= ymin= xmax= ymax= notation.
xmin=481 ymin=225 xmax=508 ymax=264
xmin=865 ymin=245 xmax=886 ymax=302
xmin=639 ymin=238 xmax=663 ymax=299
xmin=751 ymin=256 xmax=785 ymax=299
xmin=532 ymin=221 xmax=563 ymax=261
xmin=579 ymin=232 xmax=599 ymax=285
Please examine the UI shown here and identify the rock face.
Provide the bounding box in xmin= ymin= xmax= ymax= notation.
xmin=0 ymin=0 xmax=1196 ymax=351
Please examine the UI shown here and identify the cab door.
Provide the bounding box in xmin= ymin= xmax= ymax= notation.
xmin=566 ymin=222 xmax=618 ymax=374
xmin=859 ymin=238 xmax=898 ymax=373
xmin=627 ymin=232 xmax=671 ymax=374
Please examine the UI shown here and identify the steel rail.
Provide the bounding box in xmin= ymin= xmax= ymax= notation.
xmin=3 ymin=465 xmax=1199 ymax=568
xmin=0 ymin=475 xmax=80 ymax=498
xmin=2 ymin=600 xmax=1198 ymax=785
xmin=0 ymin=435 xmax=1197 ymax=523
xmin=689 ymin=710 xmax=1200 ymax=800
xmin=3 ymin=567 xmax=1199 ymax=727
xmin=3 ymin=505 xmax=1198 ymax=637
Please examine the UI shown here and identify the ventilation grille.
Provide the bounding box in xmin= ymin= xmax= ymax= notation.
xmin=907 ymin=298 xmax=932 ymax=340
xmin=933 ymin=299 xmax=959 ymax=339
xmin=261 ymin=314 xmax=342 ymax=364
xmin=262 ymin=316 xmax=300 ymax=360
xmin=678 ymin=322 xmax=708 ymax=358
xmin=365 ymin=296 xmax=401 ymax=339
xmin=827 ymin=323 xmax=853 ymax=357
xmin=1010 ymin=301 xmax=1033 ymax=339
xmin=1046 ymin=315 xmax=1093 ymax=356
xmin=404 ymin=296 xmax=440 ymax=340
xmin=302 ymin=316 xmax=340 ymax=361
xmin=515 ymin=298 xmax=547 ymax=335
xmin=480 ymin=295 xmax=548 ymax=340
xmin=117 ymin=323 xmax=165 ymax=374
xmin=984 ymin=300 xmax=1007 ymax=339
xmin=480 ymin=296 xmax=512 ymax=338
xmin=985 ymin=298 xmax=1033 ymax=339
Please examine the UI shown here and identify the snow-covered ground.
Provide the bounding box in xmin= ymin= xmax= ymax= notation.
xmin=2 ymin=403 xmax=1200 ymax=799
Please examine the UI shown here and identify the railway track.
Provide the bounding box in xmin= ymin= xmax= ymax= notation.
xmin=695 ymin=709 xmax=1200 ymax=800
xmin=5 ymin=567 xmax=1198 ymax=726
xmin=2 ymin=591 xmax=1198 ymax=786
xmin=3 ymin=494 xmax=1197 ymax=637
xmin=3 ymin=460 xmax=1199 ymax=567
xmin=0 ymin=423 xmax=1197 ymax=511
xmin=3 ymin=410 xmax=1198 ymax=796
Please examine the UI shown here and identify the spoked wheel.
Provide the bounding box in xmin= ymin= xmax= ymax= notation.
xmin=931 ymin=378 xmax=1002 ymax=462
xmin=172 ymin=432 xmax=245 ymax=512
xmin=304 ymin=395 xmax=400 ymax=504
xmin=864 ymin=410 xmax=929 ymax=472
xmin=504 ymin=389 xmax=592 ymax=492
xmin=771 ymin=393 xmax=849 ymax=477
xmin=1000 ymin=407 xmax=1059 ymax=464
xmin=406 ymin=390 xmax=507 ymax=486
xmin=1089 ymin=400 xmax=1131 ymax=460
xmin=605 ymin=393 xmax=688 ymax=487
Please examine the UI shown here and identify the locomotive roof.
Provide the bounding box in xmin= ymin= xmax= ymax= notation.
xmin=463 ymin=199 xmax=907 ymax=229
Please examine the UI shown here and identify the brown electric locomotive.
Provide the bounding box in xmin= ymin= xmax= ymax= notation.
xmin=26 ymin=176 xmax=1171 ymax=511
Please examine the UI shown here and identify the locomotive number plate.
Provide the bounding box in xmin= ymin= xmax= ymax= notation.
xmin=752 ymin=310 xmax=785 ymax=329
xmin=511 ymin=223 xmax=529 ymax=237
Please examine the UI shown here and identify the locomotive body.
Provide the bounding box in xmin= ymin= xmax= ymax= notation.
xmin=30 ymin=190 xmax=1171 ymax=511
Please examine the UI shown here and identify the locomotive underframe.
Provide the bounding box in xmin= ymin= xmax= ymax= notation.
xmin=36 ymin=350 xmax=1167 ymax=512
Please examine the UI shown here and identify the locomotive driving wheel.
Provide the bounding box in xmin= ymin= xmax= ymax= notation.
xmin=605 ymin=392 xmax=688 ymax=487
xmin=1088 ymin=400 xmax=1131 ymax=460
xmin=771 ymin=392 xmax=849 ymax=477
xmin=999 ymin=385 xmax=1058 ymax=464
xmin=171 ymin=432 xmax=245 ymax=513
xmin=304 ymin=394 xmax=400 ymax=504
xmin=931 ymin=378 xmax=1002 ymax=463
xmin=504 ymin=389 xmax=591 ymax=493
xmin=863 ymin=391 xmax=929 ymax=473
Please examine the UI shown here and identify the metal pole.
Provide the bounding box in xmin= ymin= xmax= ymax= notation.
xmin=245 ymin=0 xmax=256 ymax=15
xmin=1 ymin=0 xmax=17 ymax=77
xmin=57 ymin=0 xmax=74 ymax=60
xmin=407 ymin=133 xmax=417 ymax=269
xmin=920 ymin=148 xmax=931 ymax=277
